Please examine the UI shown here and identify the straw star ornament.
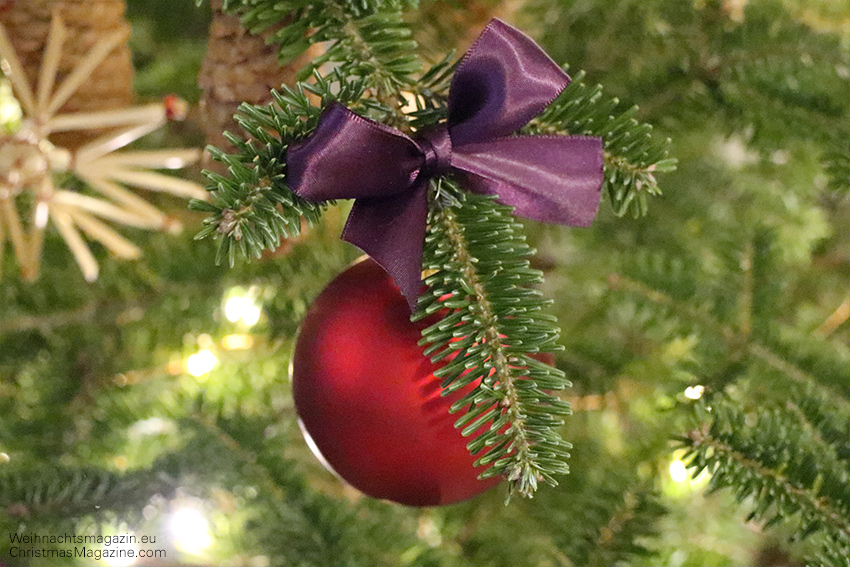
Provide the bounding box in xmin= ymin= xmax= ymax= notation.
xmin=0 ymin=13 xmax=206 ymax=282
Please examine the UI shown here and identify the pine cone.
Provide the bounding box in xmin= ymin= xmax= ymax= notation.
xmin=199 ymin=0 xmax=317 ymax=152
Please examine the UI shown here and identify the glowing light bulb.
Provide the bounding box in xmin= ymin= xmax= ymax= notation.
xmin=224 ymin=295 xmax=261 ymax=327
xmin=669 ymin=458 xmax=689 ymax=483
xmin=684 ymin=385 xmax=705 ymax=400
xmin=222 ymin=333 xmax=254 ymax=350
xmin=169 ymin=507 xmax=213 ymax=554
xmin=186 ymin=349 xmax=217 ymax=377
xmin=128 ymin=417 xmax=173 ymax=438
xmin=113 ymin=456 xmax=129 ymax=471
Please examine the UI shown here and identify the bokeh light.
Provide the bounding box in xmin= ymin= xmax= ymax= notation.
xmin=684 ymin=385 xmax=705 ymax=400
xmin=224 ymin=293 xmax=261 ymax=327
xmin=186 ymin=349 xmax=218 ymax=377
xmin=169 ymin=506 xmax=213 ymax=554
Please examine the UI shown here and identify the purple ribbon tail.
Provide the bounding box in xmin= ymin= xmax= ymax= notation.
xmin=452 ymin=136 xmax=604 ymax=226
xmin=341 ymin=184 xmax=429 ymax=311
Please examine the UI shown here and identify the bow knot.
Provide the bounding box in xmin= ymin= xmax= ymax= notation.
xmin=287 ymin=19 xmax=605 ymax=310
xmin=417 ymin=124 xmax=452 ymax=180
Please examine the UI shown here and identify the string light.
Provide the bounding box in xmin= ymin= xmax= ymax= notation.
xmin=667 ymin=451 xmax=711 ymax=493
xmin=222 ymin=333 xmax=254 ymax=350
xmin=169 ymin=506 xmax=213 ymax=554
xmin=128 ymin=417 xmax=174 ymax=438
xmin=669 ymin=458 xmax=689 ymax=483
xmin=684 ymin=385 xmax=705 ymax=400
xmin=186 ymin=349 xmax=218 ymax=377
xmin=224 ymin=293 xmax=261 ymax=327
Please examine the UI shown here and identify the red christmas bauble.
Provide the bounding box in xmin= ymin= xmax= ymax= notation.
xmin=292 ymin=258 xmax=502 ymax=506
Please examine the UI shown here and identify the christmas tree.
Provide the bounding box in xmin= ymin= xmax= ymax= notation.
xmin=1 ymin=0 xmax=848 ymax=565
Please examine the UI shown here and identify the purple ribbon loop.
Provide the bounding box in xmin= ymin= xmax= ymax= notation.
xmin=287 ymin=18 xmax=604 ymax=310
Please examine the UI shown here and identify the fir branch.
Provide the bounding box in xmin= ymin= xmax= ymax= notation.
xmin=725 ymin=59 xmax=848 ymax=124
xmin=609 ymin=269 xmax=850 ymax=399
xmin=753 ymin=327 xmax=850 ymax=396
xmin=184 ymin=412 xmax=289 ymax=501
xmin=713 ymin=76 xmax=847 ymax=148
xmin=192 ymin=71 xmax=385 ymax=264
xmin=196 ymin=54 xmax=675 ymax=264
xmin=415 ymin=179 xmax=572 ymax=499
xmin=192 ymin=145 xmax=322 ymax=267
xmin=712 ymin=5 xmax=850 ymax=147
xmin=785 ymin=400 xmax=850 ymax=475
xmin=0 ymin=301 xmax=99 ymax=334
xmin=181 ymin=412 xmax=419 ymax=566
xmin=314 ymin=5 xmax=419 ymax=109
xmin=550 ymin=478 xmax=665 ymax=567
xmin=587 ymin=487 xmax=665 ymax=566
xmin=810 ymin=548 xmax=850 ymax=567
xmin=824 ymin=135 xmax=850 ymax=197
xmin=790 ymin=385 xmax=850 ymax=464
xmin=608 ymin=272 xmax=735 ymax=342
xmin=528 ymin=70 xmax=676 ymax=218
xmin=682 ymin=400 xmax=850 ymax=561
xmin=218 ymin=0 xmax=419 ymax=117
xmin=0 ymin=465 xmax=176 ymax=520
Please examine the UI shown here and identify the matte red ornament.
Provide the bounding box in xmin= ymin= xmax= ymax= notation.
xmin=291 ymin=258 xmax=502 ymax=506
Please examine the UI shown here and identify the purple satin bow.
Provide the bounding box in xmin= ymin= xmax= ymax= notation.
xmin=287 ymin=18 xmax=604 ymax=310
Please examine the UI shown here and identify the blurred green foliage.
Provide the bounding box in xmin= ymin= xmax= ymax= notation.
xmin=1 ymin=0 xmax=848 ymax=565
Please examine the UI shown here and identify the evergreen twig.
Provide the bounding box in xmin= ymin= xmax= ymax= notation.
xmin=0 ymin=466 xmax=177 ymax=519
xmin=824 ymin=134 xmax=850 ymax=197
xmin=528 ymin=71 xmax=676 ymax=217
xmin=415 ymin=180 xmax=572 ymax=499
xmin=217 ymin=0 xmax=419 ymax=112
xmin=682 ymin=400 xmax=850 ymax=562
